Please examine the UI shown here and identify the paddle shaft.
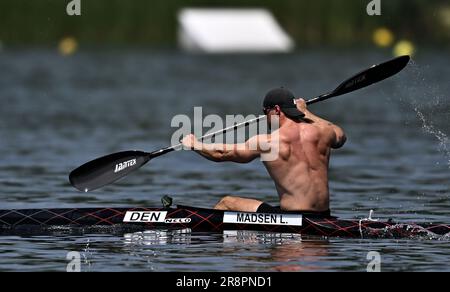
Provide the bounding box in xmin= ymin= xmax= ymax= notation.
xmin=152 ymin=93 xmax=330 ymax=158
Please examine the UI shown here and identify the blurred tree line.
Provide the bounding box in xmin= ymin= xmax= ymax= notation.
xmin=0 ymin=0 xmax=449 ymax=47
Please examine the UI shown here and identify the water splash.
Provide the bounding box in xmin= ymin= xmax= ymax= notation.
xmin=361 ymin=223 xmax=450 ymax=240
xmin=82 ymin=239 xmax=93 ymax=270
xmin=400 ymin=59 xmax=450 ymax=167
xmin=414 ymin=109 xmax=450 ymax=167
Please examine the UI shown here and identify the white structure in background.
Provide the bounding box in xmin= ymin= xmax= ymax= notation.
xmin=178 ymin=8 xmax=294 ymax=53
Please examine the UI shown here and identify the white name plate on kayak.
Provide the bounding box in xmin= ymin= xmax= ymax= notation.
xmin=123 ymin=211 xmax=168 ymax=223
xmin=224 ymin=212 xmax=303 ymax=227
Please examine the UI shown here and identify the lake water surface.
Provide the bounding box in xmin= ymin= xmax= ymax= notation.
xmin=0 ymin=49 xmax=449 ymax=272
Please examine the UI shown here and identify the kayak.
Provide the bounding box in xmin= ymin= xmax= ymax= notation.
xmin=0 ymin=205 xmax=448 ymax=238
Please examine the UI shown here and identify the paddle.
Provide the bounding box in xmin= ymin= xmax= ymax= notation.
xmin=69 ymin=55 xmax=410 ymax=192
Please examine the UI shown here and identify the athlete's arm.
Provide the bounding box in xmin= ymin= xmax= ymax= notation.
xmin=331 ymin=125 xmax=347 ymax=149
xmin=182 ymin=134 xmax=270 ymax=164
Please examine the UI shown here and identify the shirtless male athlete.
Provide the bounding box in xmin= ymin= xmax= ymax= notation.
xmin=181 ymin=88 xmax=346 ymax=216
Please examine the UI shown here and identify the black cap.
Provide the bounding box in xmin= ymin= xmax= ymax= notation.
xmin=263 ymin=88 xmax=305 ymax=119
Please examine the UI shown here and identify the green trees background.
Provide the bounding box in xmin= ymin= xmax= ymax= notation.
xmin=0 ymin=0 xmax=448 ymax=47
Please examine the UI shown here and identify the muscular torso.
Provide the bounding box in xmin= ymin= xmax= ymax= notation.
xmin=262 ymin=119 xmax=336 ymax=212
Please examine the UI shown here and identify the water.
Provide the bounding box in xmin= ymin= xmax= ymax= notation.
xmin=0 ymin=49 xmax=449 ymax=272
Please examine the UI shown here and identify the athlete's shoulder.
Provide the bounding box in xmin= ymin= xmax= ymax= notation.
xmin=298 ymin=122 xmax=322 ymax=142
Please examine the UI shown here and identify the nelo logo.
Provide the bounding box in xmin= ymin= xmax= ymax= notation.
xmin=114 ymin=159 xmax=137 ymax=173
xmin=165 ymin=218 xmax=192 ymax=224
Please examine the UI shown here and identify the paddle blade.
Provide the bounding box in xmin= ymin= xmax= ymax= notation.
xmin=69 ymin=151 xmax=151 ymax=192
xmin=308 ymin=55 xmax=410 ymax=105
xmin=333 ymin=55 xmax=410 ymax=97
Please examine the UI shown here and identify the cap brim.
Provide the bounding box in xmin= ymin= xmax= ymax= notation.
xmin=282 ymin=107 xmax=305 ymax=119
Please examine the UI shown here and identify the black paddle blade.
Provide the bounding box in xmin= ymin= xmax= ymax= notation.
xmin=308 ymin=55 xmax=410 ymax=105
xmin=333 ymin=55 xmax=410 ymax=97
xmin=69 ymin=151 xmax=151 ymax=192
